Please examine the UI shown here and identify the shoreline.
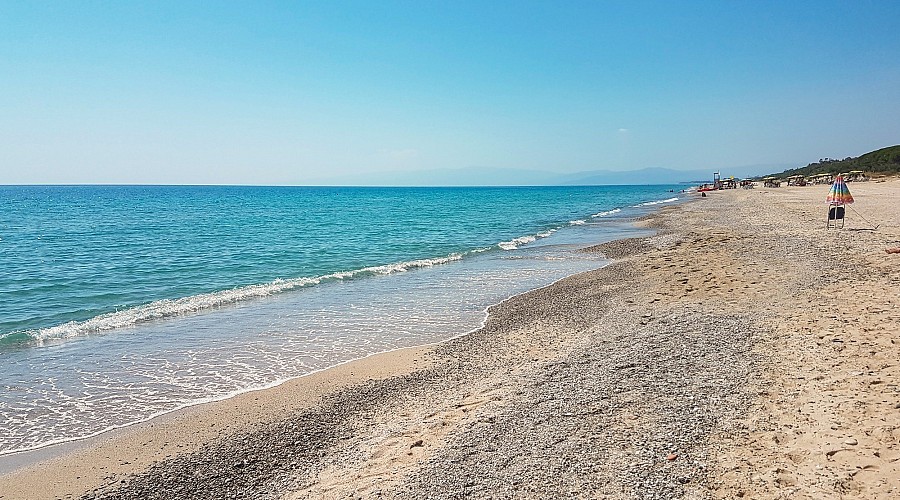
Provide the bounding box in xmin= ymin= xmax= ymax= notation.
xmin=0 ymin=342 xmax=436 ymax=498
xmin=0 ymin=344 xmax=433 ymax=475
xmin=0 ymin=250 xmax=621 ymax=474
xmin=3 ymin=179 xmax=898 ymax=498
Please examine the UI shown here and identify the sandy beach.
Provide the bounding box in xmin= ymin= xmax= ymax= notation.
xmin=2 ymin=178 xmax=899 ymax=499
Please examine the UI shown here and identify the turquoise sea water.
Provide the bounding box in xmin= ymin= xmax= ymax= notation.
xmin=0 ymin=185 xmax=682 ymax=456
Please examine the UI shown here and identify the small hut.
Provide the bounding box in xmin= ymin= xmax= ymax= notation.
xmin=809 ymin=173 xmax=833 ymax=185
xmin=845 ymin=170 xmax=870 ymax=182
xmin=786 ymin=175 xmax=807 ymax=187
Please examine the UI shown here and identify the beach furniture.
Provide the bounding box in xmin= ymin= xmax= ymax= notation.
xmin=827 ymin=206 xmax=846 ymax=228
xmin=826 ymin=175 xmax=853 ymax=229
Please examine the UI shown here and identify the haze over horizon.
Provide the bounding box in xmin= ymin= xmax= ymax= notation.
xmin=2 ymin=1 xmax=899 ymax=185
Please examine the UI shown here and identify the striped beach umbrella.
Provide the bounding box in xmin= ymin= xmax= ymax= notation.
xmin=826 ymin=175 xmax=854 ymax=205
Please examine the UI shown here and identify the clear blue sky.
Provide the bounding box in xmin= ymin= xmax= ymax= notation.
xmin=2 ymin=1 xmax=899 ymax=184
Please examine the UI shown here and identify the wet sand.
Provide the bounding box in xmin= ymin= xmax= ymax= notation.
xmin=2 ymin=178 xmax=899 ymax=499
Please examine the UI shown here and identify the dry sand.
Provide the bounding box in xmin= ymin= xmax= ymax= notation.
xmin=1 ymin=178 xmax=898 ymax=499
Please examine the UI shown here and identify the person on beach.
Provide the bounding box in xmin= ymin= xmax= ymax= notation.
xmin=887 ymin=247 xmax=900 ymax=254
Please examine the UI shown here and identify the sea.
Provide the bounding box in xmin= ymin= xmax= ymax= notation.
xmin=0 ymin=184 xmax=683 ymax=457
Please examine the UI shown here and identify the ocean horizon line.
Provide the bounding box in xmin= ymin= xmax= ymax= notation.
xmin=0 ymin=181 xmax=694 ymax=188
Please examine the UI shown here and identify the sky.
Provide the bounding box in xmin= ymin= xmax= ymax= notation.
xmin=1 ymin=1 xmax=899 ymax=185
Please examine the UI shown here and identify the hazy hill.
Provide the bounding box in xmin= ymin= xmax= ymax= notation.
xmin=312 ymin=167 xmax=559 ymax=186
xmin=769 ymin=145 xmax=900 ymax=178
xmin=557 ymin=165 xmax=791 ymax=185
xmin=558 ymin=167 xmax=713 ymax=185
xmin=312 ymin=165 xmax=780 ymax=186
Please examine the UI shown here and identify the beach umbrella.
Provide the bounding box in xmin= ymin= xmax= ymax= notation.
xmin=825 ymin=175 xmax=853 ymax=229
xmin=826 ymin=175 xmax=854 ymax=205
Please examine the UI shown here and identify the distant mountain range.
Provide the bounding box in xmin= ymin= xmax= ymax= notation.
xmin=311 ymin=164 xmax=787 ymax=187
xmin=311 ymin=146 xmax=900 ymax=186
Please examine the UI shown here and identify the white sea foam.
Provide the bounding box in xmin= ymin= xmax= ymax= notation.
xmin=27 ymin=254 xmax=464 ymax=344
xmin=359 ymin=254 xmax=462 ymax=275
xmin=633 ymin=197 xmax=679 ymax=207
xmin=591 ymin=208 xmax=622 ymax=218
xmin=569 ymin=220 xmax=586 ymax=225
xmin=499 ymin=235 xmax=536 ymax=250
xmin=498 ymin=228 xmax=557 ymax=250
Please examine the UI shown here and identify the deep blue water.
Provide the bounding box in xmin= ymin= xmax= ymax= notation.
xmin=0 ymin=184 xmax=682 ymax=455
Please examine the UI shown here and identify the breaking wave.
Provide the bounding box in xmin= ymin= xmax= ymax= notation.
xmin=498 ymin=228 xmax=557 ymax=250
xmin=4 ymin=254 xmax=465 ymax=346
xmin=633 ymin=197 xmax=679 ymax=207
xmin=4 ymin=220 xmax=575 ymax=345
xmin=592 ymin=208 xmax=622 ymax=218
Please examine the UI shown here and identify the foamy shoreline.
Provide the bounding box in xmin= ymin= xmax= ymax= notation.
xmin=0 ymin=254 xmax=614 ymax=471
